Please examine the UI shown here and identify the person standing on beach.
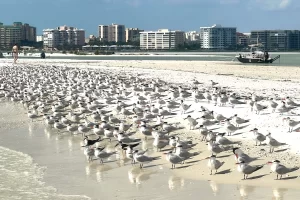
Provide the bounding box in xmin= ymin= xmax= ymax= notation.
xmin=12 ymin=44 xmax=18 ymax=64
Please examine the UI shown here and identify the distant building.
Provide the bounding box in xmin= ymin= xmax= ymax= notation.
xmin=250 ymin=30 xmax=300 ymax=51
xmin=108 ymin=24 xmax=125 ymax=43
xmin=43 ymin=25 xmax=85 ymax=49
xmin=236 ymin=32 xmax=250 ymax=46
xmin=98 ymin=25 xmax=108 ymax=41
xmin=0 ymin=22 xmax=36 ymax=49
xmin=125 ymin=28 xmax=144 ymax=42
xmin=36 ymin=36 xmax=43 ymax=42
xmin=140 ymin=29 xmax=185 ymax=50
xmin=85 ymin=35 xmax=96 ymax=43
xmin=82 ymin=44 xmax=137 ymax=51
xmin=21 ymin=23 xmax=36 ymax=42
xmin=200 ymin=24 xmax=236 ymax=49
xmin=98 ymin=24 xmax=126 ymax=43
xmin=185 ymin=31 xmax=200 ymax=42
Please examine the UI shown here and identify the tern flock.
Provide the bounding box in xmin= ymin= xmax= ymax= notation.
xmin=0 ymin=64 xmax=299 ymax=180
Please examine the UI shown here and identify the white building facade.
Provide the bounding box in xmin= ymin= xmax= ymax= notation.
xmin=200 ymin=24 xmax=236 ymax=49
xmin=43 ymin=25 xmax=85 ymax=49
xmin=98 ymin=25 xmax=108 ymax=41
xmin=36 ymin=35 xmax=43 ymax=42
xmin=140 ymin=29 xmax=185 ymax=50
xmin=185 ymin=31 xmax=200 ymax=42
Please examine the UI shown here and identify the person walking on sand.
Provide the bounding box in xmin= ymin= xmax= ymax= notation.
xmin=12 ymin=44 xmax=18 ymax=64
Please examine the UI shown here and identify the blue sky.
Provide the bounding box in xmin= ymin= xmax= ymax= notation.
xmin=0 ymin=0 xmax=299 ymax=36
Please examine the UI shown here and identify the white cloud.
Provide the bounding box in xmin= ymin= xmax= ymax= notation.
xmin=251 ymin=0 xmax=291 ymax=10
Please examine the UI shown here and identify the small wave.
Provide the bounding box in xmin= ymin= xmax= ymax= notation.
xmin=0 ymin=146 xmax=91 ymax=200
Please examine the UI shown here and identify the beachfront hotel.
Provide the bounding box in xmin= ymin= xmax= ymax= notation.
xmin=250 ymin=30 xmax=300 ymax=51
xmin=0 ymin=22 xmax=36 ymax=49
xmin=140 ymin=29 xmax=185 ymax=50
xmin=98 ymin=24 xmax=126 ymax=43
xmin=200 ymin=24 xmax=236 ymax=49
xmin=43 ymin=25 xmax=85 ymax=49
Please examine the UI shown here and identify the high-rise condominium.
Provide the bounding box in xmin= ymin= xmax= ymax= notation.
xmin=0 ymin=22 xmax=36 ymax=49
xmin=200 ymin=24 xmax=236 ymax=49
xmin=140 ymin=29 xmax=185 ymax=50
xmin=43 ymin=25 xmax=85 ymax=49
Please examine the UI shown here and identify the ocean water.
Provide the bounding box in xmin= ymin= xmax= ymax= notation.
xmin=10 ymin=52 xmax=300 ymax=66
xmin=0 ymin=102 xmax=90 ymax=200
xmin=0 ymin=146 xmax=90 ymax=200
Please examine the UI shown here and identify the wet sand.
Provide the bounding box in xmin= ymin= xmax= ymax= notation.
xmin=0 ymin=102 xmax=300 ymax=200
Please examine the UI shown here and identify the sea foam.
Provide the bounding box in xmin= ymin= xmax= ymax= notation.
xmin=0 ymin=146 xmax=91 ymax=200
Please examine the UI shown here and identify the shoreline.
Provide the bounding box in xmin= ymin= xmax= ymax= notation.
xmin=1 ymin=102 xmax=300 ymax=200
xmin=1 ymin=59 xmax=300 ymax=199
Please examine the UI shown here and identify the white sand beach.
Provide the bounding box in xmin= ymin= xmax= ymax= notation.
xmin=1 ymin=58 xmax=300 ymax=200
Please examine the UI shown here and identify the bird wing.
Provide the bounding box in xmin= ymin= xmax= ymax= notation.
xmin=129 ymin=142 xmax=141 ymax=149
xmin=244 ymin=164 xmax=263 ymax=174
xmin=170 ymin=155 xmax=184 ymax=164
xmin=276 ymin=164 xmax=290 ymax=175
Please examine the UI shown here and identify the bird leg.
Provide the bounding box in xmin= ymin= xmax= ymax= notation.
xmin=210 ymin=170 xmax=212 ymax=175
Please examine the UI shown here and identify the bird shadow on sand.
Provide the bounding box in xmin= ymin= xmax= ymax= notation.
xmin=143 ymin=164 xmax=163 ymax=169
xmin=217 ymin=154 xmax=231 ymax=159
xmin=126 ymin=131 xmax=138 ymax=136
xmin=280 ymin=176 xmax=298 ymax=180
xmin=103 ymin=160 xmax=119 ymax=164
xmin=292 ymin=127 xmax=300 ymax=132
xmin=237 ymin=124 xmax=250 ymax=130
xmin=176 ymin=164 xmax=192 ymax=169
xmin=216 ymin=169 xmax=231 ymax=174
xmin=161 ymin=148 xmax=175 ymax=152
xmin=247 ymin=174 xmax=268 ymax=180
xmin=275 ymin=148 xmax=289 ymax=153
xmin=186 ymin=159 xmax=202 ymax=164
